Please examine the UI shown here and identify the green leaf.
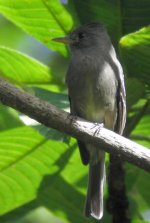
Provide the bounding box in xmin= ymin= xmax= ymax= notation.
xmin=33 ymin=87 xmax=69 ymax=110
xmin=126 ymin=78 xmax=145 ymax=110
xmin=0 ymin=105 xmax=23 ymax=131
xmin=0 ymin=0 xmax=73 ymax=56
xmin=0 ymin=127 xmax=93 ymax=223
xmin=130 ymin=114 xmax=150 ymax=148
xmin=126 ymin=164 xmax=150 ymax=222
xmin=132 ymin=114 xmax=150 ymax=136
xmin=0 ymin=46 xmax=51 ymax=84
xmin=120 ymin=27 xmax=150 ymax=86
xmin=0 ymin=15 xmax=24 ymax=48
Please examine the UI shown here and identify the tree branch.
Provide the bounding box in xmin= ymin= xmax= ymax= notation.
xmin=0 ymin=78 xmax=150 ymax=172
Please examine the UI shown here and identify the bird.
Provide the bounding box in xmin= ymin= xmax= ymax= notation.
xmin=52 ymin=22 xmax=126 ymax=220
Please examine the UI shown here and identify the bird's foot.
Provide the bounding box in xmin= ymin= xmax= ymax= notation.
xmin=67 ymin=113 xmax=77 ymax=124
xmin=91 ymin=123 xmax=104 ymax=136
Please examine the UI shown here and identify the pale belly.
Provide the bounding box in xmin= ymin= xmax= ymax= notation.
xmin=68 ymin=61 xmax=118 ymax=129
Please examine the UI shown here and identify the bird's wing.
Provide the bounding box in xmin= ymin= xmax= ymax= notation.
xmin=109 ymin=46 xmax=126 ymax=134
xmin=115 ymin=83 xmax=126 ymax=134
xmin=68 ymin=96 xmax=90 ymax=165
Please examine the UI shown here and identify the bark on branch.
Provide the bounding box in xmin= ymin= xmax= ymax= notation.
xmin=0 ymin=78 xmax=150 ymax=172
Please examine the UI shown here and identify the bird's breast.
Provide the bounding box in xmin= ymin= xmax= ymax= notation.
xmin=66 ymin=56 xmax=117 ymax=123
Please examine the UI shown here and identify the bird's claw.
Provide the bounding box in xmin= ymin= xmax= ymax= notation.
xmin=67 ymin=113 xmax=77 ymax=124
xmin=91 ymin=123 xmax=104 ymax=136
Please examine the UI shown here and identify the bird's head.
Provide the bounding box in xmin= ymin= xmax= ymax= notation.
xmin=52 ymin=22 xmax=110 ymax=54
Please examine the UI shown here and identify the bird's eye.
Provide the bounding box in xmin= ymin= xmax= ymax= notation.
xmin=78 ymin=32 xmax=86 ymax=39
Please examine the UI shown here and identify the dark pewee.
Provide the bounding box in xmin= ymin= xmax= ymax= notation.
xmin=53 ymin=22 xmax=126 ymax=220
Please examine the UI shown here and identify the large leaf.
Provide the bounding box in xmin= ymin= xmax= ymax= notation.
xmin=0 ymin=46 xmax=51 ymax=84
xmin=0 ymin=105 xmax=23 ymax=131
xmin=126 ymin=78 xmax=145 ymax=110
xmin=130 ymin=113 xmax=150 ymax=148
xmin=0 ymin=15 xmax=24 ymax=48
xmin=0 ymin=0 xmax=74 ymax=56
xmin=126 ymin=164 xmax=150 ymax=222
xmin=120 ymin=27 xmax=150 ymax=86
xmin=0 ymin=127 xmax=95 ymax=223
xmin=33 ymin=87 xmax=69 ymax=110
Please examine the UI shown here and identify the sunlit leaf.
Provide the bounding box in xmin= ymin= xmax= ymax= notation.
xmin=0 ymin=0 xmax=74 ymax=56
xmin=0 ymin=15 xmax=24 ymax=48
xmin=0 ymin=105 xmax=23 ymax=131
xmin=120 ymin=27 xmax=150 ymax=86
xmin=0 ymin=46 xmax=51 ymax=84
xmin=130 ymin=114 xmax=150 ymax=148
xmin=0 ymin=127 xmax=93 ymax=223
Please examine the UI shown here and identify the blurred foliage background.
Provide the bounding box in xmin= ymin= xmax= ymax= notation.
xmin=0 ymin=0 xmax=150 ymax=223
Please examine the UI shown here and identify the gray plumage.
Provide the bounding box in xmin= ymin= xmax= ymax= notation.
xmin=53 ymin=22 xmax=126 ymax=220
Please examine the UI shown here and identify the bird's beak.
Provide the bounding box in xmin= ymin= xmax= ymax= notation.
xmin=52 ymin=36 xmax=70 ymax=44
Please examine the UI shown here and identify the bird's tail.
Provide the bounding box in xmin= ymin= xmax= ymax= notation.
xmin=85 ymin=150 xmax=105 ymax=220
